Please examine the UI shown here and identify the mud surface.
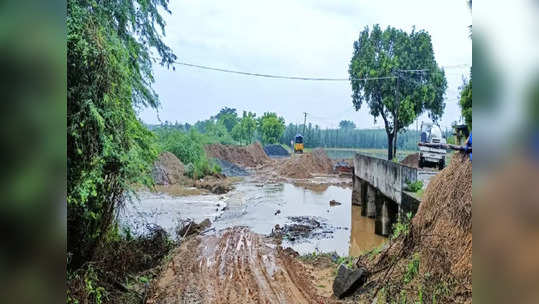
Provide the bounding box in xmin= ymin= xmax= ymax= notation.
xmin=205 ymin=142 xmax=270 ymax=167
xmin=148 ymin=227 xmax=334 ymax=304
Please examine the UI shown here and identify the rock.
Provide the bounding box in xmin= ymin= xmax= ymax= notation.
xmin=176 ymin=218 xmax=212 ymax=238
xmin=329 ymin=200 xmax=341 ymax=206
xmin=332 ymin=264 xmax=369 ymax=298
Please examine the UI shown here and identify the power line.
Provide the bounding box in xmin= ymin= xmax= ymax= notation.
xmin=173 ymin=61 xmax=397 ymax=81
xmin=162 ymin=58 xmax=469 ymax=82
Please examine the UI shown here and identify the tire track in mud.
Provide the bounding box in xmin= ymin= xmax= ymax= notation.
xmin=148 ymin=227 xmax=335 ymax=304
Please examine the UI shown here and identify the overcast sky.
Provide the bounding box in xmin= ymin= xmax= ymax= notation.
xmin=139 ymin=0 xmax=472 ymax=130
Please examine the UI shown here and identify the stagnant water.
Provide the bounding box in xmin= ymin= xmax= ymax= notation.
xmin=120 ymin=179 xmax=386 ymax=257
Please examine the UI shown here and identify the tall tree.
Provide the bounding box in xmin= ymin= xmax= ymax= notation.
xmin=214 ymin=107 xmax=239 ymax=132
xmin=258 ymin=112 xmax=285 ymax=144
xmin=339 ymin=120 xmax=356 ymax=130
xmin=67 ymin=0 xmax=175 ymax=268
xmin=349 ymin=25 xmax=447 ymax=160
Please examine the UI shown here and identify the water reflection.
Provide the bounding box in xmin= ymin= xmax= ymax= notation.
xmin=349 ymin=205 xmax=386 ymax=256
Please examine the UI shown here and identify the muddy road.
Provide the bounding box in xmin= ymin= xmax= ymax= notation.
xmin=148 ymin=227 xmax=335 ymax=304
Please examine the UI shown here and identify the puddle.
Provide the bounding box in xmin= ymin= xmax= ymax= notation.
xmin=120 ymin=179 xmax=386 ymax=257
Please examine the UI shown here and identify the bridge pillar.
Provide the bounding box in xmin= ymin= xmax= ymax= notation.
xmin=374 ymin=194 xmax=398 ymax=237
xmin=352 ymin=176 xmax=361 ymax=206
xmin=365 ymin=184 xmax=377 ymax=218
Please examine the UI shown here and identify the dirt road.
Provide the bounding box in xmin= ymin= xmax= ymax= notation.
xmin=148 ymin=227 xmax=335 ymax=304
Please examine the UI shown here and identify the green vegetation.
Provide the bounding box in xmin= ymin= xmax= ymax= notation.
xmin=339 ymin=120 xmax=356 ymax=129
xmin=404 ymin=253 xmax=420 ymax=284
xmin=280 ymin=126 xmax=425 ymax=151
xmin=258 ymin=112 xmax=286 ymax=144
xmin=153 ymin=128 xmax=221 ymax=178
xmin=459 ymin=76 xmax=472 ymax=129
xmin=392 ymin=212 xmax=413 ymax=240
xmin=349 ymin=25 xmax=447 ymax=160
xmin=405 ymin=180 xmax=424 ymax=192
xmin=67 ymin=0 xmax=175 ymax=270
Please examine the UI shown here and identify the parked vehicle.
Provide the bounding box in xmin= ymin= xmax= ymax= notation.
xmin=419 ymin=122 xmax=446 ymax=169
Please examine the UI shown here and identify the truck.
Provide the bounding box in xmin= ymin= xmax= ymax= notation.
xmin=418 ymin=122 xmax=446 ymax=169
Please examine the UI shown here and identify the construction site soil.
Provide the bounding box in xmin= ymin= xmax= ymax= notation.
xmin=354 ymin=152 xmax=472 ymax=303
xmin=148 ymin=227 xmax=336 ymax=304
xmin=152 ymin=151 xmax=186 ymax=185
xmin=277 ymin=149 xmax=334 ymax=179
xmin=400 ymin=152 xmax=420 ymax=168
xmin=205 ymin=142 xmax=270 ymax=168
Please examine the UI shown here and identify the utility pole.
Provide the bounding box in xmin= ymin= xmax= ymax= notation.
xmin=302 ymin=112 xmax=307 ymax=135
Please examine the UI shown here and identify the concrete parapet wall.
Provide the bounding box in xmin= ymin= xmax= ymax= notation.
xmin=353 ymin=153 xmax=418 ymax=204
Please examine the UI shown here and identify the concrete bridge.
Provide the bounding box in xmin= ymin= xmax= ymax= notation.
xmin=352 ymin=153 xmax=422 ymax=236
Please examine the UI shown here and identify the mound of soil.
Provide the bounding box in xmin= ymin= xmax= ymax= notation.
xmin=400 ymin=152 xmax=420 ymax=168
xmin=148 ymin=227 xmax=332 ymax=304
xmin=412 ymin=152 xmax=472 ymax=283
xmin=152 ymin=152 xmax=185 ymax=185
xmin=278 ymin=149 xmax=334 ymax=178
xmin=205 ymin=142 xmax=270 ymax=168
xmin=356 ymin=153 xmax=472 ymax=303
xmin=264 ymin=144 xmax=290 ymax=157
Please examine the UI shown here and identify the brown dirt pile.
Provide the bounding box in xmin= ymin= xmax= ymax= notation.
xmin=412 ymin=152 xmax=472 ymax=283
xmin=356 ymin=153 xmax=472 ymax=303
xmin=205 ymin=142 xmax=270 ymax=168
xmin=152 ymin=151 xmax=185 ymax=185
xmin=278 ymin=149 xmax=334 ymax=178
xmin=400 ymin=152 xmax=420 ymax=168
xmin=148 ymin=227 xmax=334 ymax=304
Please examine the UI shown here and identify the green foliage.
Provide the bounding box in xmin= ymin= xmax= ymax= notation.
xmin=392 ymin=212 xmax=413 ymax=239
xmin=214 ymin=107 xmax=239 ymax=132
xmin=459 ymin=77 xmax=472 ymax=129
xmin=336 ymin=256 xmax=357 ymax=269
xmin=258 ymin=112 xmax=286 ymax=144
xmin=349 ymin=25 xmax=447 ymax=160
xmin=231 ymin=111 xmax=257 ymax=145
xmin=154 ymin=128 xmax=220 ymax=179
xmin=67 ymin=0 xmax=174 ymax=268
xmin=404 ymin=253 xmax=421 ymax=284
xmin=339 ymin=120 xmax=356 ymax=129
xmin=406 ymin=180 xmax=424 ymax=192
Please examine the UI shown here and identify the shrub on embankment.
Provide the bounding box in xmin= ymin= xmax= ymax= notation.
xmin=153 ymin=128 xmax=221 ymax=179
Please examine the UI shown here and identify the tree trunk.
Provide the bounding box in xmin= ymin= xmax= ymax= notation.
xmin=393 ymin=131 xmax=398 ymax=159
xmin=386 ymin=131 xmax=394 ymax=160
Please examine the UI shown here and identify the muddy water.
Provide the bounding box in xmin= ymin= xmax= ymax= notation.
xmin=120 ymin=179 xmax=386 ymax=257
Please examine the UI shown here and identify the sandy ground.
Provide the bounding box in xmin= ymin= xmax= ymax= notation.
xmin=148 ymin=227 xmax=337 ymax=304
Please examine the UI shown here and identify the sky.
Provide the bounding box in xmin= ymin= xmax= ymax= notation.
xmin=139 ymin=0 xmax=472 ymax=130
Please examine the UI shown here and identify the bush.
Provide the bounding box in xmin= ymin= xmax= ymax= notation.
xmin=406 ymin=180 xmax=424 ymax=192
xmin=154 ymin=128 xmax=221 ymax=178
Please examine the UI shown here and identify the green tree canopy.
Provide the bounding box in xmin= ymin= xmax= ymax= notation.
xmin=339 ymin=120 xmax=356 ymax=130
xmin=214 ymin=107 xmax=239 ymax=132
xmin=258 ymin=112 xmax=286 ymax=144
xmin=459 ymin=74 xmax=472 ymax=128
xmin=349 ymin=25 xmax=447 ymax=160
xmin=231 ymin=111 xmax=257 ymax=145
xmin=67 ymin=0 xmax=175 ymax=269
